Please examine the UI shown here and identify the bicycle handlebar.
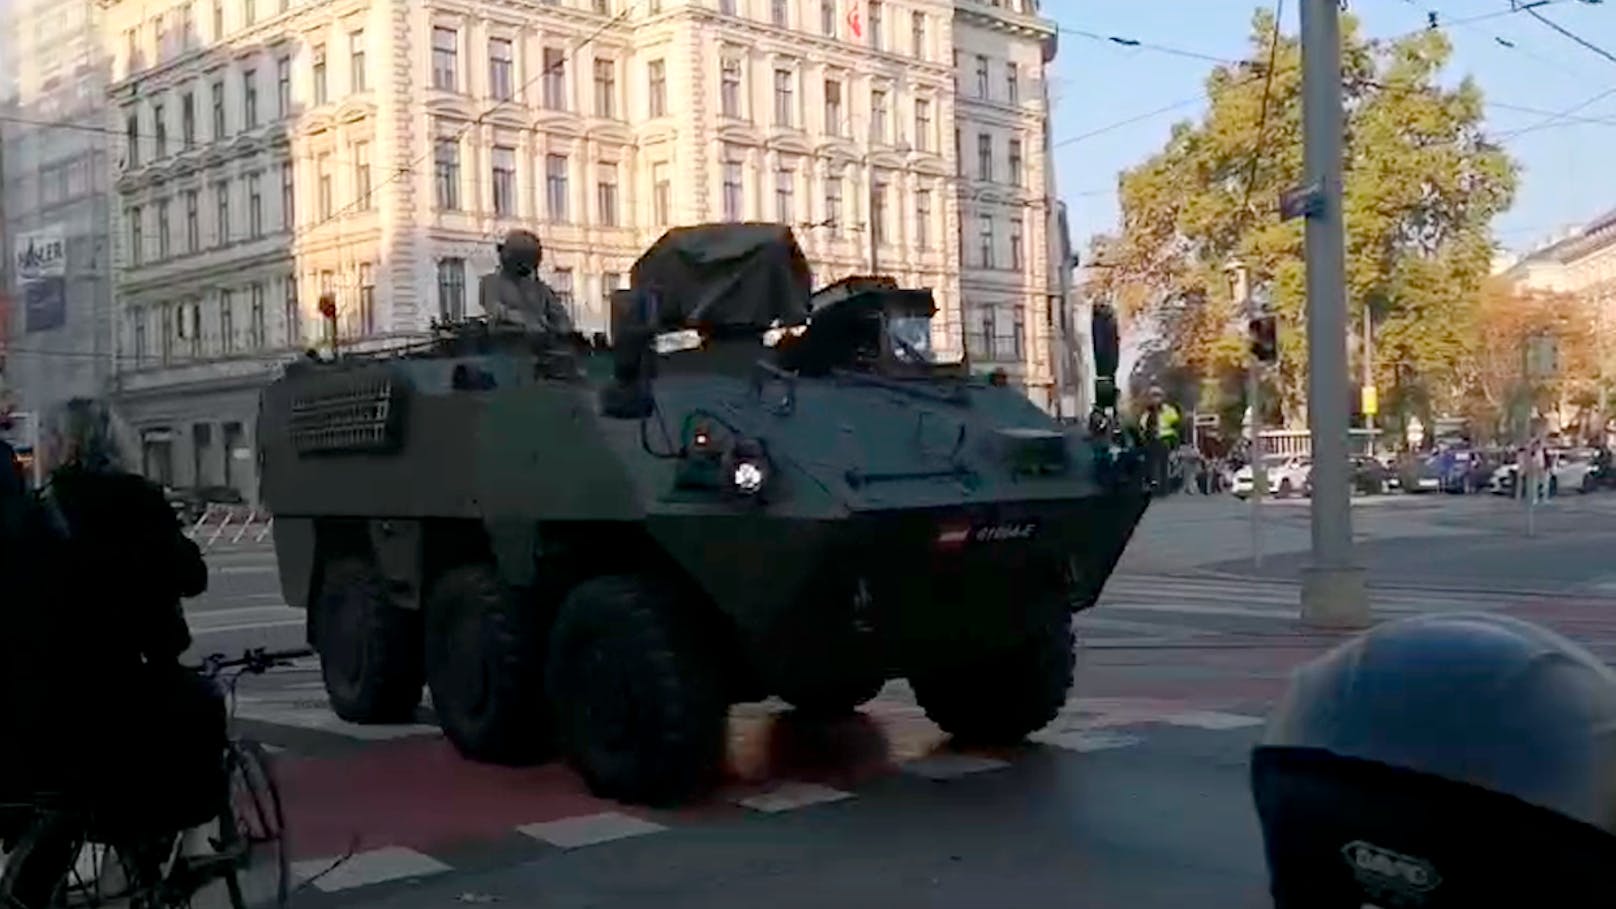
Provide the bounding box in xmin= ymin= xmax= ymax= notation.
xmin=190 ymin=647 xmax=314 ymax=676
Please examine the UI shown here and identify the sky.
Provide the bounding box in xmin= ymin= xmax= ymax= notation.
xmin=1048 ymin=0 xmax=1616 ymax=258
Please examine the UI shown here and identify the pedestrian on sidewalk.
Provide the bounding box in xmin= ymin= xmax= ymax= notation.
xmin=1132 ymin=386 xmax=1180 ymax=495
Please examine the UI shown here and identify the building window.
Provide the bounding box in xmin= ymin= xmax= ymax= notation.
xmin=249 ymin=282 xmax=266 ymax=349
xmin=282 ymin=277 xmax=299 ymax=346
xmin=243 ymin=0 xmax=254 ymax=26
xmin=432 ymin=27 xmax=458 ymax=91
xmin=358 ymin=263 xmax=375 ymax=335
xmin=542 ymin=47 xmax=566 ymax=109
xmin=824 ymin=173 xmax=842 ymax=230
xmin=1007 ymin=62 xmax=1019 ymax=104
xmin=719 ymin=0 xmax=735 ymax=14
xmin=602 ymin=272 xmax=622 ymax=308
xmin=153 ymin=102 xmax=167 ymax=157
xmin=317 ymin=154 xmax=333 ymax=219
xmin=975 ymin=55 xmax=989 ymax=99
xmin=211 ymin=0 xmax=222 ymax=38
xmin=978 ymin=214 xmax=994 ymax=268
xmin=647 ymin=59 xmax=666 ymax=117
xmin=438 ymin=258 xmax=466 ymax=320
xmin=911 ymin=11 xmax=926 ymax=58
xmin=134 ymin=310 xmax=148 ymax=363
xmin=248 ymin=173 xmax=263 ymax=237
xmin=350 ymin=30 xmax=366 ymax=92
xmin=129 ymin=206 xmax=143 ymax=265
xmin=181 ymin=93 xmax=195 ymax=147
xmin=977 ymin=133 xmax=993 ymax=181
xmin=868 ymin=0 xmax=882 ymax=48
xmin=1008 ymin=138 xmax=1023 ymax=186
xmin=211 ymin=80 xmax=225 ymax=137
xmin=871 ymin=173 xmax=888 ymax=245
xmin=280 ymin=162 xmax=294 ymax=229
xmin=434 ymin=139 xmax=460 ymax=210
xmin=546 ymin=154 xmax=570 ymax=221
xmin=824 ymin=79 xmax=842 ymax=135
xmin=354 ymin=142 xmax=371 ymax=210
xmin=489 ymin=37 xmax=513 ymax=101
xmin=914 ymin=98 xmax=931 ymax=151
xmin=125 ymin=112 xmax=139 ymax=166
xmin=592 ymin=0 xmax=609 ymax=11
xmin=770 ymin=0 xmax=786 ymax=26
xmin=1009 ymin=217 xmax=1023 ymax=271
xmin=1012 ymin=309 xmax=1024 ymax=359
xmin=215 ymin=181 xmax=231 ymax=245
xmin=773 ymin=69 xmax=794 ymax=127
xmin=276 ymin=57 xmax=290 ymax=117
xmin=915 ymin=189 xmax=931 ymax=249
xmin=552 ymin=268 xmax=574 ymax=315
xmin=593 ymin=58 xmax=616 ymax=118
xmin=820 ymin=0 xmax=835 ymax=35
xmin=312 ymin=44 xmax=327 ymax=104
xmin=596 ymin=162 xmax=619 ymax=227
xmin=242 ymin=69 xmax=257 ymax=128
xmin=774 ymin=162 xmax=794 ymax=223
xmin=653 ymin=162 xmax=671 ymax=225
xmin=182 ymin=3 xmax=195 ymax=49
xmin=870 ymin=89 xmax=888 ymax=143
xmin=160 ymin=306 xmax=173 ymax=363
xmin=220 ymin=290 xmax=235 ymax=353
xmin=722 ymin=151 xmax=743 ymax=221
xmin=185 ymin=190 xmax=199 ymax=251
xmin=720 ymin=59 xmax=741 ymax=118
xmin=974 ymin=310 xmax=996 ymax=361
xmin=492 ymin=146 xmax=516 ymax=216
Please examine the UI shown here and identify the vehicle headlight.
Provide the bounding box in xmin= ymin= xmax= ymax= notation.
xmin=725 ymin=438 xmax=771 ymax=497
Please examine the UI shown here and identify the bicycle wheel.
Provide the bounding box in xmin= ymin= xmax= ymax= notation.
xmin=0 ymin=812 xmax=90 ymax=909
xmin=213 ymin=741 xmax=288 ymax=909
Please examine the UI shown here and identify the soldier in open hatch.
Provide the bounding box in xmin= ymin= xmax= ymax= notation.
xmin=478 ymin=229 xmax=575 ymax=336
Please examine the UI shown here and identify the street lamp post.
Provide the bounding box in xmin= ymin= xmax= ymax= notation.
xmin=1298 ymin=0 xmax=1369 ymax=628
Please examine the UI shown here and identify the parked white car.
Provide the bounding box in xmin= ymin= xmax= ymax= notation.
xmin=1232 ymin=455 xmax=1312 ymax=499
xmin=1488 ymin=449 xmax=1600 ymax=497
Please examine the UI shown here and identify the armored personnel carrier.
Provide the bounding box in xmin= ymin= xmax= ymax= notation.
xmin=258 ymin=223 xmax=1149 ymax=805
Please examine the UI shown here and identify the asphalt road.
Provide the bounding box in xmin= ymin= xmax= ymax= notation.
xmin=169 ymin=491 xmax=1616 ymax=909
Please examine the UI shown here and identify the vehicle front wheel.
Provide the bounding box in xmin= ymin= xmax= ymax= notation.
xmin=546 ymin=576 xmax=726 ymax=806
xmin=909 ymin=611 xmax=1075 ymax=746
xmin=426 ymin=564 xmax=553 ymax=765
xmin=1278 ymin=479 xmax=1294 ymax=498
xmin=315 ymin=556 xmax=424 ymax=724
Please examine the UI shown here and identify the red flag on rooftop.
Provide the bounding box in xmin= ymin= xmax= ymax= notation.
xmin=846 ymin=0 xmax=862 ymax=38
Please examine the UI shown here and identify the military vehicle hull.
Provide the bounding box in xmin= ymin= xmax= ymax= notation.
xmin=259 ymin=224 xmax=1151 ymax=805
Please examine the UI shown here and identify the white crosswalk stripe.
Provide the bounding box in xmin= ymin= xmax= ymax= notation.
xmin=1092 ymin=574 xmax=1527 ymax=624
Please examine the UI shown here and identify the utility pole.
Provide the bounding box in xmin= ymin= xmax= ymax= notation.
xmin=1298 ymin=0 xmax=1369 ymax=628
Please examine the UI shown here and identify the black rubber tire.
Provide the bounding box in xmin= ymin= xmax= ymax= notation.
xmin=222 ymin=740 xmax=290 ymax=909
xmin=315 ymin=556 xmax=424 ymax=724
xmin=910 ymin=613 xmax=1076 ymax=746
xmin=425 ymin=565 xmax=553 ymax=765
xmin=546 ymin=576 xmax=726 ymax=806
xmin=1278 ymin=478 xmax=1294 ymax=498
xmin=0 ymin=812 xmax=83 ymax=909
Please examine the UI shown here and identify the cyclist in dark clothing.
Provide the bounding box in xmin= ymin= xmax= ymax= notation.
xmin=6 ymin=398 xmax=224 ymax=835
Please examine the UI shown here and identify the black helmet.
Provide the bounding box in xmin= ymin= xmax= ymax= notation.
xmin=1251 ymin=612 xmax=1616 ymax=907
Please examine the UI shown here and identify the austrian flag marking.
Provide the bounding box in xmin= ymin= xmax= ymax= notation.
xmin=935 ymin=525 xmax=970 ymax=549
xmin=846 ymin=0 xmax=863 ymax=38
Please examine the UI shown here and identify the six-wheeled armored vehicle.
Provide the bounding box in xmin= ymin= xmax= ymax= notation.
xmin=258 ymin=223 xmax=1149 ymax=805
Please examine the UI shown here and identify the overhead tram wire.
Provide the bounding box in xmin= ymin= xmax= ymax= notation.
xmin=1238 ymin=0 xmax=1286 ymax=225
xmin=1049 ymin=0 xmax=1580 ymax=151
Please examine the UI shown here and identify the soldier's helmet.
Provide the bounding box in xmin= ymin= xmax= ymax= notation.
xmin=1251 ymin=612 xmax=1616 ymax=907
xmin=497 ymin=229 xmax=542 ymax=276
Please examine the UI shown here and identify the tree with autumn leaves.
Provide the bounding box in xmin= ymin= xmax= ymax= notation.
xmin=1459 ymin=278 xmax=1603 ymax=443
xmin=1088 ymin=9 xmax=1518 ymax=432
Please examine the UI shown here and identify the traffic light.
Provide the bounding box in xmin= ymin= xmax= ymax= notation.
xmin=1249 ymin=315 xmax=1278 ymax=363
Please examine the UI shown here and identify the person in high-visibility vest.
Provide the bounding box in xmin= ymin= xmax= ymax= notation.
xmin=1134 ymin=386 xmax=1181 ymax=493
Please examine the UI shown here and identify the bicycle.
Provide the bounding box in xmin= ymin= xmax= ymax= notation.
xmin=0 ymin=647 xmax=311 ymax=909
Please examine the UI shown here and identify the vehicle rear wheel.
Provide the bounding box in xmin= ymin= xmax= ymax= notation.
xmin=1582 ymin=474 xmax=1595 ymax=494
xmin=315 ymin=556 xmax=423 ymax=724
xmin=546 ymin=576 xmax=726 ymax=806
xmin=909 ymin=611 xmax=1075 ymax=746
xmin=425 ymin=564 xmax=553 ymax=765
xmin=1278 ymin=478 xmax=1294 ymax=498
